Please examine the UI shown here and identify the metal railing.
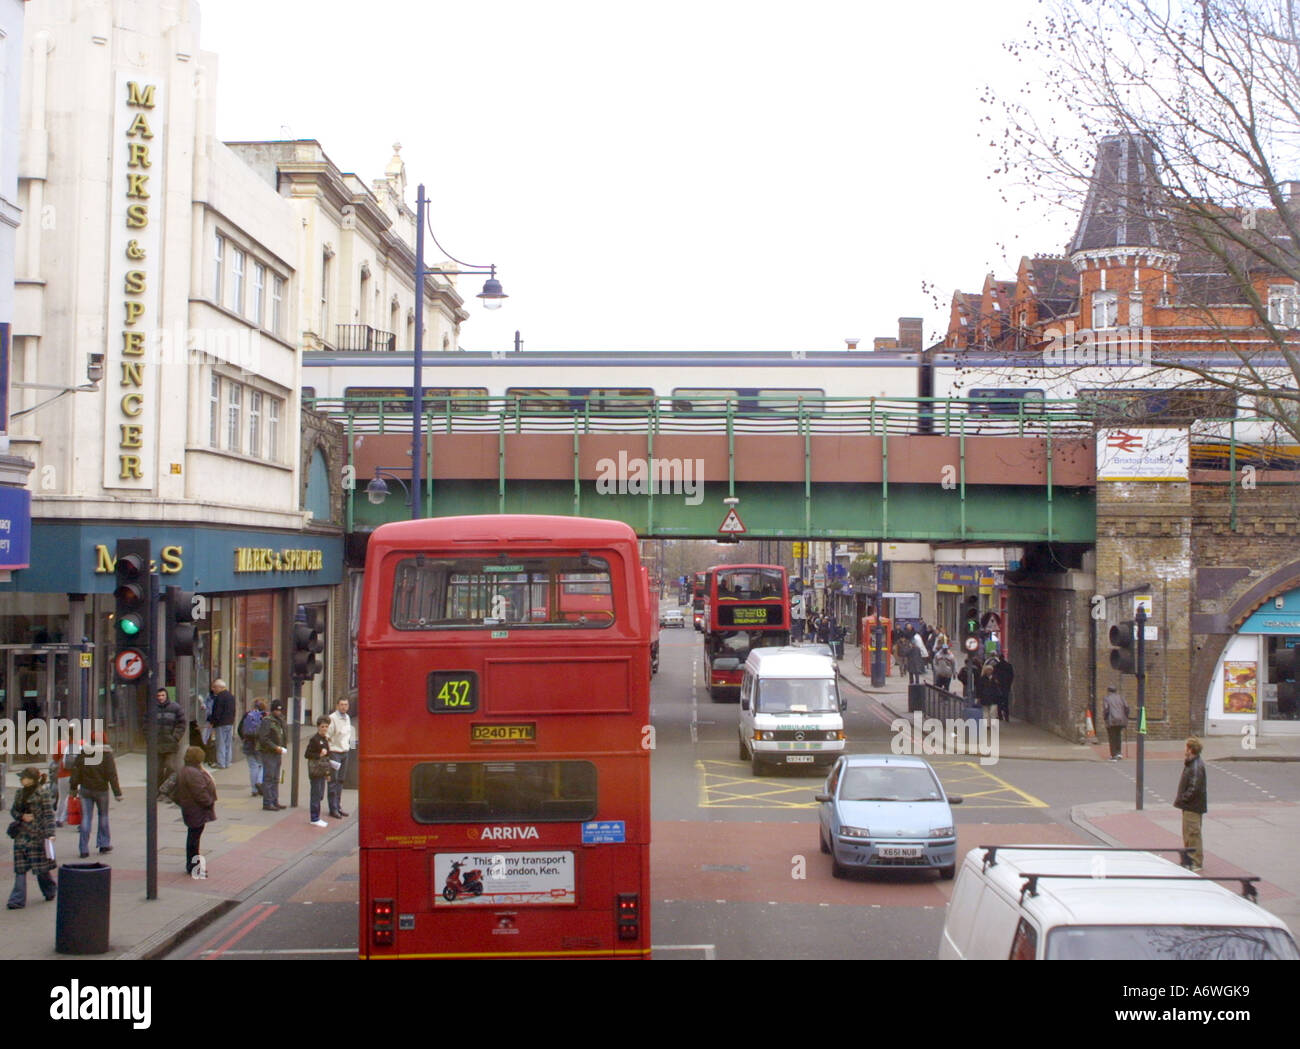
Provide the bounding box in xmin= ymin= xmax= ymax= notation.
xmin=335 ymin=324 xmax=397 ymax=353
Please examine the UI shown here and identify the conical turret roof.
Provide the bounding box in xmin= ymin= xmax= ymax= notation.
xmin=1069 ymin=135 xmax=1176 ymax=255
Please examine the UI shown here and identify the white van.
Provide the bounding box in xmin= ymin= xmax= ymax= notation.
xmin=738 ymin=647 xmax=846 ymax=775
xmin=939 ymin=845 xmax=1299 ymax=960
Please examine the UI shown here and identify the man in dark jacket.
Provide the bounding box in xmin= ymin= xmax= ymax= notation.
xmin=256 ymin=700 xmax=289 ymax=811
xmin=1102 ymin=686 xmax=1130 ymax=760
xmin=1174 ymin=737 xmax=1208 ymax=871
xmin=154 ymin=687 xmax=186 ymax=797
xmin=993 ymin=657 xmax=1015 ymax=722
xmin=207 ymin=679 xmax=237 ymax=769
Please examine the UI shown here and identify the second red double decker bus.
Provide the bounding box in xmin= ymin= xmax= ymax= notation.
xmin=702 ymin=563 xmax=791 ymax=699
xmin=357 ymin=515 xmax=651 ymax=959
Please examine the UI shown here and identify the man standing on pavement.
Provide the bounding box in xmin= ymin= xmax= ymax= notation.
xmin=1174 ymin=737 xmax=1208 ymax=871
xmin=326 ymin=697 xmax=353 ymax=819
xmin=207 ymin=679 xmax=237 ymax=769
xmin=1103 ymin=686 xmax=1130 ymax=760
xmin=154 ymin=687 xmax=186 ymax=798
xmin=256 ymin=700 xmax=289 ymax=811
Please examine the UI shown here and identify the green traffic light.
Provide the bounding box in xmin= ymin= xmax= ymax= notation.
xmin=119 ymin=615 xmax=143 ymax=637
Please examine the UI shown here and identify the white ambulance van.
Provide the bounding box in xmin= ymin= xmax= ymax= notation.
xmin=738 ymin=647 xmax=845 ymax=775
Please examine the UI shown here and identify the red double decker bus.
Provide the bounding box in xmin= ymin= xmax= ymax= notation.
xmin=702 ymin=564 xmax=791 ymax=699
xmin=357 ymin=515 xmax=652 ymax=959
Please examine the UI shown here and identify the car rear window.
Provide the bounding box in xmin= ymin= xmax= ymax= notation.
xmin=1045 ymin=924 xmax=1300 ymax=960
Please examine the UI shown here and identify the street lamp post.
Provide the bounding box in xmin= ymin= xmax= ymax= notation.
xmin=411 ymin=183 xmax=507 ymax=519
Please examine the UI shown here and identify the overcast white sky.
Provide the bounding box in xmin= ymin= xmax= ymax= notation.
xmin=201 ymin=0 xmax=1078 ymax=353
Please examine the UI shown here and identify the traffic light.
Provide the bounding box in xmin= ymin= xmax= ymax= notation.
xmin=1109 ymin=620 xmax=1137 ymax=675
xmin=961 ymin=596 xmax=981 ymax=647
xmin=114 ymin=539 xmax=152 ymax=674
xmin=1274 ymin=644 xmax=1299 ymax=714
xmin=292 ymin=607 xmax=324 ymax=680
xmin=166 ymin=586 xmax=198 ymax=659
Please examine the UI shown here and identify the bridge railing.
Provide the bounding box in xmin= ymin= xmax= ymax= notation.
xmin=306 ymin=392 xmax=1101 ymax=438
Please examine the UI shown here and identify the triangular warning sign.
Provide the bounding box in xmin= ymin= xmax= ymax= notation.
xmin=718 ymin=508 xmax=746 ymax=534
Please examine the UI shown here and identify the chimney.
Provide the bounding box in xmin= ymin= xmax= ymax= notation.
xmin=898 ymin=317 xmax=923 ymax=352
xmin=1285 ymin=181 xmax=1300 ymax=203
xmin=844 ymin=337 xmax=860 ymax=351
xmin=873 ymin=337 xmax=898 ymax=352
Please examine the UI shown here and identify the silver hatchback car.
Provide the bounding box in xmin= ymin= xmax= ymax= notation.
xmin=816 ymin=754 xmax=962 ymax=879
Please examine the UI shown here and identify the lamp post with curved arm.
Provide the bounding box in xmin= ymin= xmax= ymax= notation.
xmin=411 ymin=183 xmax=507 ymax=519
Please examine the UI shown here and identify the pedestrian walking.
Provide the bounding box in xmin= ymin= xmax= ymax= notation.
xmin=993 ymin=656 xmax=1015 ymax=721
xmin=239 ymin=699 xmax=267 ymax=797
xmin=49 ymin=737 xmax=77 ymax=827
xmin=256 ymin=700 xmax=288 ymax=811
xmin=154 ymin=687 xmax=187 ymax=799
xmin=1174 ymin=737 xmax=1208 ymax=871
xmin=933 ymin=645 xmax=955 ymax=691
xmin=1102 ymin=686 xmax=1130 ymax=760
xmin=306 ymin=717 xmax=333 ymax=827
xmin=7 ymin=767 xmax=57 ymax=909
xmin=68 ymin=731 xmax=122 ymax=857
xmin=906 ymin=638 xmax=926 ymax=684
xmin=976 ymin=660 xmax=998 ymax=721
xmin=326 ymin=698 xmax=353 ymax=819
xmin=894 ymin=634 xmax=912 ymax=678
xmin=174 ymin=746 xmax=217 ymax=876
xmin=959 ymin=654 xmax=982 ymax=700
xmin=207 ymin=679 xmax=237 ymax=769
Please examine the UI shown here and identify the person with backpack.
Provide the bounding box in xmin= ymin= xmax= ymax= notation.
xmin=933 ymin=645 xmax=956 ymax=691
xmin=239 ymin=699 xmax=267 ymax=797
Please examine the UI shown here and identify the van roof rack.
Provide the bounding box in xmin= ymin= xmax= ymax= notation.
xmin=978 ymin=844 xmax=1194 ymax=869
xmin=1018 ymin=873 xmax=1261 ymax=904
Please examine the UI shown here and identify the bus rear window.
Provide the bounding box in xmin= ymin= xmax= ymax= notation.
xmin=411 ymin=761 xmax=598 ymax=823
xmin=391 ymin=557 xmax=615 ymax=630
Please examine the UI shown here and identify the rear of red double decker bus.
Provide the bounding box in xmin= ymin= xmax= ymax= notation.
xmin=358 ymin=515 xmax=651 ymax=959
xmin=703 ymin=565 xmax=791 ymax=699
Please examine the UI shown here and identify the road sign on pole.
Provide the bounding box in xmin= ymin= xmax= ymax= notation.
xmin=718 ymin=508 xmax=746 ymax=534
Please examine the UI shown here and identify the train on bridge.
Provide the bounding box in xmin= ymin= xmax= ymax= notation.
xmin=302 ymin=348 xmax=1299 ymax=469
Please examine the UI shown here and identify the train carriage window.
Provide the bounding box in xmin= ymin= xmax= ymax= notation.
xmin=967 ymin=389 xmax=1045 ymax=415
xmin=672 ymin=388 xmax=740 ymax=412
xmin=1081 ymin=388 xmax=1237 ymax=423
xmin=672 ymin=388 xmax=825 ymax=413
xmin=753 ymin=388 xmax=825 ymax=413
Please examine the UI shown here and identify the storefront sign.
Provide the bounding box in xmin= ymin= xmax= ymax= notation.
xmin=0 ymin=487 xmax=32 ymax=570
xmin=936 ymin=565 xmax=993 ymax=587
xmin=104 ymin=77 xmax=163 ymax=490
xmin=234 ymin=548 xmax=326 ymax=572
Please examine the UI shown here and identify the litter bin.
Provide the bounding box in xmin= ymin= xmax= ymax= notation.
xmin=907 ymin=683 xmax=926 ymax=713
xmin=55 ymin=862 xmax=111 ymax=955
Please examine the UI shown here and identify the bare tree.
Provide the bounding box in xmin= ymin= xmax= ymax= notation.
xmin=983 ymin=0 xmax=1300 ymax=447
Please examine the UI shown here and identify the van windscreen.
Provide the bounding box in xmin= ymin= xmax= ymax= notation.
xmin=1045 ymin=924 xmax=1299 ymax=960
xmin=755 ymin=678 xmax=838 ymax=713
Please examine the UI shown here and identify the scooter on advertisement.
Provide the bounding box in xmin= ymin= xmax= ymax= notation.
xmin=442 ymin=857 xmax=485 ymax=901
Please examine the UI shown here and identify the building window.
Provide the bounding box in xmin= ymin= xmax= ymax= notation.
xmin=231 ymin=248 xmax=246 ymax=315
xmin=320 ymin=252 xmax=331 ymax=336
xmin=272 ymin=275 xmax=284 ymax=336
xmin=1092 ymin=290 xmax=1119 ymax=329
xmin=227 ymin=381 xmax=242 ymax=452
xmin=1268 ymin=284 xmax=1299 ymax=327
xmin=213 ymin=233 xmax=224 ymax=302
xmin=268 ymin=397 xmax=281 ymax=462
xmin=209 ymin=374 xmax=220 ymax=448
xmin=1129 ymin=292 xmax=1144 ymax=329
xmin=248 ymin=390 xmax=263 ymax=458
xmin=252 ymin=263 xmax=266 ymax=326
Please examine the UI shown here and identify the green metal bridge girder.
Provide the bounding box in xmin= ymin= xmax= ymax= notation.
xmin=350 ymin=479 xmax=1096 ymax=542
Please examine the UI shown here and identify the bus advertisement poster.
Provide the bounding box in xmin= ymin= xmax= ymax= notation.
xmin=433 ymin=851 xmax=577 ymax=906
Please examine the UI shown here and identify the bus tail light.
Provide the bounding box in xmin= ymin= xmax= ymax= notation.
xmin=372 ymin=898 xmax=395 ymax=946
xmin=616 ymin=893 xmax=640 ymax=941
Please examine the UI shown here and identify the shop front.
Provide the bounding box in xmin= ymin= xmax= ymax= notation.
xmin=1206 ymin=585 xmax=1300 ymax=737
xmin=0 ymin=523 xmax=343 ymax=752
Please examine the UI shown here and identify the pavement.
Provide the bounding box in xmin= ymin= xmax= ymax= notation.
xmin=0 ymin=749 xmax=356 ymax=960
xmin=832 ymin=639 xmax=1300 ymax=933
xmin=1 ymin=639 xmax=1295 ymax=958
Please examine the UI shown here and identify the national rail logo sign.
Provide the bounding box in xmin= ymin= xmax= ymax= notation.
xmin=1097 ymin=427 xmax=1189 ymax=481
